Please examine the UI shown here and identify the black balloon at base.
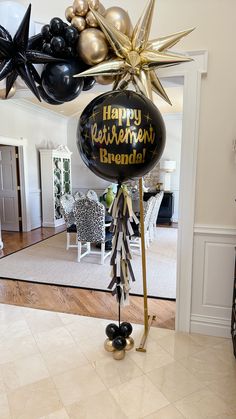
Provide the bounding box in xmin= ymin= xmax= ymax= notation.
xmin=77 ymin=90 xmax=166 ymax=183
xmin=41 ymin=59 xmax=84 ymax=102
xmin=38 ymin=86 xmax=64 ymax=105
xmin=104 ymin=322 xmax=134 ymax=360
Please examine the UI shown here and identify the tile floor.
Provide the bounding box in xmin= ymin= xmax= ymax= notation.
xmin=0 ymin=303 xmax=235 ymax=419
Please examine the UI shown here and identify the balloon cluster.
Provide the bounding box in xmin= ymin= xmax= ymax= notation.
xmin=41 ymin=18 xmax=79 ymax=58
xmin=65 ymin=0 xmax=106 ymax=32
xmin=104 ymin=322 xmax=134 ymax=360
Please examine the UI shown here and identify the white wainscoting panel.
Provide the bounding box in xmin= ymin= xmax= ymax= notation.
xmin=191 ymin=226 xmax=236 ymax=337
xmin=29 ymin=189 xmax=41 ymax=230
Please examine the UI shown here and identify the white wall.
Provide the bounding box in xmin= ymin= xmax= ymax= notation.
xmin=0 ymin=101 xmax=68 ymax=229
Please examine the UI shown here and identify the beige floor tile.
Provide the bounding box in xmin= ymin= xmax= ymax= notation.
xmin=129 ymin=342 xmax=173 ymax=373
xmin=34 ymin=326 xmax=75 ymax=354
xmin=42 ymin=344 xmax=89 ymax=376
xmin=157 ymin=333 xmax=204 ymax=360
xmin=190 ymin=333 xmax=227 ymax=348
xmin=110 ymin=375 xmax=169 ymax=419
xmin=0 ymin=319 xmax=31 ymax=341
xmin=1 ymin=353 xmax=50 ymax=392
xmin=174 ymin=388 xmax=233 ymax=419
xmin=148 ymin=327 xmax=175 ymax=342
xmin=94 ymin=356 xmax=143 ymax=388
xmin=207 ymin=375 xmax=236 ymax=412
xmin=75 ymin=335 xmax=110 ymax=363
xmin=0 ymin=392 xmax=11 ymax=419
xmin=66 ymin=390 xmax=127 ymax=419
xmin=0 ymin=335 xmax=39 ymax=365
xmin=143 ymin=405 xmax=185 ymax=418
xmin=210 ymin=340 xmax=236 ymax=368
xmin=147 ymin=361 xmax=204 ymax=402
xmin=8 ymin=377 xmax=63 ymax=419
xmin=65 ymin=317 xmax=107 ymax=341
xmin=39 ymin=408 xmax=70 ymax=419
xmin=0 ymin=304 xmax=24 ymax=325
xmin=23 ymin=308 xmax=63 ymax=334
xmin=179 ymin=348 xmax=235 ymax=385
xmin=53 ymin=364 xmax=106 ymax=406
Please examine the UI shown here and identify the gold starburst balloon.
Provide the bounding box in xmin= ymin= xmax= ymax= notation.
xmin=74 ymin=0 xmax=194 ymax=104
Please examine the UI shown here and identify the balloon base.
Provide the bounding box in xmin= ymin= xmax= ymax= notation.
xmin=136 ymin=315 xmax=156 ymax=353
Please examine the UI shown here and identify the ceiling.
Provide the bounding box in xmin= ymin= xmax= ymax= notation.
xmin=12 ymin=76 xmax=184 ymax=118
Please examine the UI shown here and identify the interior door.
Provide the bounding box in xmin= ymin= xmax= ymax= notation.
xmin=0 ymin=146 xmax=20 ymax=231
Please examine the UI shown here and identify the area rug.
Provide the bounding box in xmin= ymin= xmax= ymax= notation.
xmin=0 ymin=228 xmax=177 ymax=299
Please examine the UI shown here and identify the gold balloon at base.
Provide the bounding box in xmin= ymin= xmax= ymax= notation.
xmin=65 ymin=6 xmax=75 ymax=22
xmin=95 ymin=74 xmax=114 ymax=85
xmin=113 ymin=349 xmax=125 ymax=360
xmin=86 ymin=10 xmax=98 ymax=27
xmin=0 ymin=85 xmax=16 ymax=100
xmin=125 ymin=337 xmax=134 ymax=351
xmin=72 ymin=16 xmax=86 ymax=31
xmin=104 ymin=339 xmax=115 ymax=352
xmin=105 ymin=7 xmax=132 ymax=36
xmin=73 ymin=0 xmax=89 ymax=16
xmin=88 ymin=0 xmax=100 ymax=10
xmin=77 ymin=28 xmax=108 ymax=65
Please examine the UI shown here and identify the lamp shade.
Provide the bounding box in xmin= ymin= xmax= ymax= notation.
xmin=160 ymin=160 xmax=176 ymax=172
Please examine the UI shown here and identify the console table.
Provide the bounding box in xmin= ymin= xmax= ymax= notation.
xmin=144 ymin=191 xmax=174 ymax=225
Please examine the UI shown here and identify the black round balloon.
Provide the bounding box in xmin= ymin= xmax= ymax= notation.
xmin=51 ymin=36 xmax=66 ymax=54
xmin=112 ymin=336 xmax=127 ymax=351
xmin=83 ymin=76 xmax=96 ymax=92
xmin=105 ymin=323 xmax=119 ymax=340
xmin=42 ymin=42 xmax=53 ymax=55
xmin=41 ymin=24 xmax=52 ymax=42
xmin=77 ymin=90 xmax=166 ymax=182
xmin=119 ymin=322 xmax=133 ymax=338
xmin=41 ymin=59 xmax=84 ymax=102
xmin=64 ymin=26 xmax=79 ymax=46
xmin=38 ymin=86 xmax=64 ymax=105
xmin=50 ymin=17 xmax=64 ymax=36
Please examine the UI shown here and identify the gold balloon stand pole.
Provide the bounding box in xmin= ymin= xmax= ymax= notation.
xmin=136 ymin=178 xmax=156 ymax=353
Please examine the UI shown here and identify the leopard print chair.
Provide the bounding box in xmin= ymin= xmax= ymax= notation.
xmin=73 ymin=197 xmax=111 ymax=264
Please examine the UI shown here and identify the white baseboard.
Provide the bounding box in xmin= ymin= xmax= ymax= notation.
xmin=190 ymin=314 xmax=231 ymax=338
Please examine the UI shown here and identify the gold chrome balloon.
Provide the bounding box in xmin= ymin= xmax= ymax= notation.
xmin=125 ymin=337 xmax=134 ymax=351
xmin=97 ymin=3 xmax=105 ymax=16
xmin=113 ymin=349 xmax=125 ymax=360
xmin=74 ymin=0 xmax=193 ymax=104
xmin=105 ymin=7 xmax=132 ymax=36
xmin=77 ymin=28 xmax=108 ymax=65
xmin=72 ymin=16 xmax=86 ymax=32
xmin=73 ymin=0 xmax=89 ymax=16
xmin=95 ymin=74 xmax=115 ymax=85
xmin=0 ymin=85 xmax=16 ymax=100
xmin=88 ymin=0 xmax=100 ymax=10
xmin=86 ymin=10 xmax=98 ymax=28
xmin=104 ymin=338 xmax=115 ymax=352
xmin=65 ymin=6 xmax=75 ymax=22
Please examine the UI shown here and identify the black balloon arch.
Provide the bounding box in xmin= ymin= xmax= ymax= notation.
xmin=0 ymin=0 xmax=193 ymax=358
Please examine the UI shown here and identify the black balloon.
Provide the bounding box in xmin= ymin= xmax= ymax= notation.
xmin=38 ymin=86 xmax=64 ymax=105
xmin=42 ymin=43 xmax=53 ymax=55
xmin=51 ymin=36 xmax=66 ymax=54
xmin=64 ymin=26 xmax=79 ymax=46
xmin=41 ymin=24 xmax=52 ymax=42
xmin=105 ymin=323 xmax=119 ymax=340
xmin=112 ymin=336 xmax=127 ymax=351
xmin=77 ymin=90 xmax=166 ymax=182
xmin=119 ymin=322 xmax=133 ymax=338
xmin=42 ymin=59 xmax=84 ymax=102
xmin=50 ymin=18 xmax=64 ymax=36
xmin=83 ymin=76 xmax=96 ymax=91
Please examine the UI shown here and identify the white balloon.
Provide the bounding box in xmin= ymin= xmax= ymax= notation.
xmin=0 ymin=1 xmax=35 ymax=38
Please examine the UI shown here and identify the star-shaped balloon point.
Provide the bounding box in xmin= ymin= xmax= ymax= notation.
xmin=74 ymin=0 xmax=194 ymax=105
xmin=0 ymin=4 xmax=61 ymax=101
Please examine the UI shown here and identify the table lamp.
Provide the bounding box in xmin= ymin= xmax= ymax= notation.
xmin=160 ymin=160 xmax=176 ymax=191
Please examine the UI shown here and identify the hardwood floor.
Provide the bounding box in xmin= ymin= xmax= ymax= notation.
xmin=0 ymin=227 xmax=176 ymax=329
